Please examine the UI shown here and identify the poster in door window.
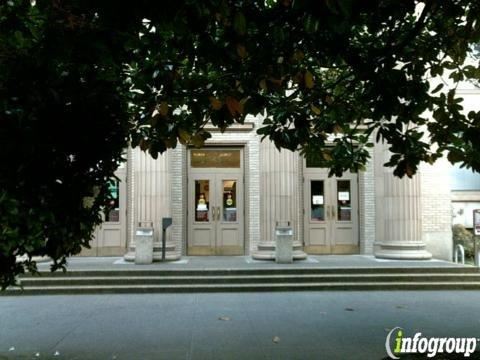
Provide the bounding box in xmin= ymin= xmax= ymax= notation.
xmin=195 ymin=180 xmax=209 ymax=222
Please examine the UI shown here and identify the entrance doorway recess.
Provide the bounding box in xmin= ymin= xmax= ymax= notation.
xmin=187 ymin=148 xmax=244 ymax=255
xmin=304 ymin=170 xmax=359 ymax=254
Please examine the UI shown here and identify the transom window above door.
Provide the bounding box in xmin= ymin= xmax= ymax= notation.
xmin=190 ymin=149 xmax=240 ymax=168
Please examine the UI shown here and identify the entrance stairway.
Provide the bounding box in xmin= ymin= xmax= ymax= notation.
xmin=5 ymin=266 xmax=480 ymax=295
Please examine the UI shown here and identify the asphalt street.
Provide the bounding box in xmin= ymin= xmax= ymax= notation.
xmin=1 ymin=291 xmax=480 ymax=359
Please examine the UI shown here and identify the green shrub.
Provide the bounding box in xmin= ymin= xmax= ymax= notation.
xmin=452 ymin=224 xmax=474 ymax=258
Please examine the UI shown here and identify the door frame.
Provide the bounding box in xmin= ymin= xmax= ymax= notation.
xmin=187 ymin=147 xmax=245 ymax=255
xmin=303 ymin=167 xmax=360 ymax=254
xmin=80 ymin=167 xmax=127 ymax=256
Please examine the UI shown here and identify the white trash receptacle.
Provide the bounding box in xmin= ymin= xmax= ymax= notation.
xmin=135 ymin=227 xmax=154 ymax=265
xmin=275 ymin=225 xmax=293 ymax=264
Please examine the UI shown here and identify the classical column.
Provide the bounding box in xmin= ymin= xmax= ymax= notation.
xmin=124 ymin=147 xmax=180 ymax=261
xmin=126 ymin=145 xmax=135 ymax=251
xmin=252 ymin=141 xmax=307 ymax=260
xmin=375 ymin=169 xmax=432 ymax=260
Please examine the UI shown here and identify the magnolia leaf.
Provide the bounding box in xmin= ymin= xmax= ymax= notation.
xmin=293 ymin=50 xmax=305 ymax=62
xmin=209 ymin=96 xmax=223 ymax=110
xmin=406 ymin=164 xmax=414 ymax=178
xmin=234 ymin=12 xmax=246 ymax=35
xmin=430 ymin=83 xmax=443 ymax=94
xmin=447 ymin=151 xmax=463 ymax=163
xmin=159 ymin=101 xmax=168 ymax=116
xmin=178 ymin=129 xmax=191 ymax=143
xmin=191 ymin=134 xmax=205 ymax=148
xmin=139 ymin=138 xmax=150 ymax=151
xmin=322 ymin=151 xmax=332 ymax=161
xmin=226 ymin=96 xmax=243 ymax=116
xmin=310 ymin=104 xmax=321 ymax=115
xmin=269 ymin=77 xmax=283 ymax=88
xmin=333 ymin=124 xmax=342 ymax=134
xmin=305 ymin=70 xmax=314 ymax=89
xmin=236 ymin=44 xmax=247 ymax=59
xmin=259 ymin=79 xmax=267 ymax=90
xmin=292 ymin=71 xmax=303 ymax=84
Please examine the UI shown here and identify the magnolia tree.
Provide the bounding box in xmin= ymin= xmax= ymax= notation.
xmin=1 ymin=0 xmax=480 ymax=288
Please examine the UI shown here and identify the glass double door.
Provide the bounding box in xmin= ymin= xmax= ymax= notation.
xmin=188 ymin=173 xmax=244 ymax=255
xmin=304 ymin=173 xmax=359 ymax=254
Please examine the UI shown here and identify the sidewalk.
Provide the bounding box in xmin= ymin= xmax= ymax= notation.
xmin=35 ymin=255 xmax=465 ymax=272
xmin=1 ymin=290 xmax=479 ymax=359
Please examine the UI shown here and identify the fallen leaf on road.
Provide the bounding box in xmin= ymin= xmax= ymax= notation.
xmin=345 ymin=308 xmax=354 ymax=311
xmin=273 ymin=336 xmax=280 ymax=343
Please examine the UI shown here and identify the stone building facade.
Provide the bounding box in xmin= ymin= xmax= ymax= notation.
xmin=83 ymin=113 xmax=459 ymax=262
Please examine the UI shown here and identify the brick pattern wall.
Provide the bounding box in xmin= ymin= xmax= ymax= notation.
xmin=421 ymin=161 xmax=452 ymax=232
xmin=170 ymin=145 xmax=185 ymax=258
xmin=420 ymin=158 xmax=452 ymax=260
xmin=359 ymin=137 xmax=376 ymax=254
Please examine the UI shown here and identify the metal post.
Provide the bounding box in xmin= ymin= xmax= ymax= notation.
xmin=473 ymin=210 xmax=480 ymax=267
xmin=161 ymin=217 xmax=173 ymax=261
xmin=454 ymin=244 xmax=465 ymax=265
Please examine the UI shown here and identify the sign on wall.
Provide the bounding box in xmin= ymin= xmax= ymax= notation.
xmin=452 ymin=202 xmax=480 ymax=228
xmin=312 ymin=195 xmax=324 ymax=205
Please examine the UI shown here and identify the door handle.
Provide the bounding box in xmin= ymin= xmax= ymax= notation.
xmin=217 ymin=206 xmax=221 ymax=221
xmin=326 ymin=205 xmax=331 ymax=220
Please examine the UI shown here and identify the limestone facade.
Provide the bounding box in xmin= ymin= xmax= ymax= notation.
xmin=87 ymin=115 xmax=453 ymax=262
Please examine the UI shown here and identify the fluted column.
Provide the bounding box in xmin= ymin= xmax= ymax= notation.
xmin=375 ymin=168 xmax=432 ymax=260
xmin=252 ymin=141 xmax=306 ymax=260
xmin=124 ymin=147 xmax=180 ymax=261
xmin=126 ymin=145 xmax=135 ymax=250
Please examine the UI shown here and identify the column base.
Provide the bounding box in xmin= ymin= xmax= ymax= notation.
xmin=375 ymin=241 xmax=432 ymax=260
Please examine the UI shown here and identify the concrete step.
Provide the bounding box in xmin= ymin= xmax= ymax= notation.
xmin=6 ymin=281 xmax=480 ymax=295
xmin=8 ymin=266 xmax=480 ymax=295
xmin=19 ymin=266 xmax=479 ymax=278
xmin=17 ymin=273 xmax=480 ymax=287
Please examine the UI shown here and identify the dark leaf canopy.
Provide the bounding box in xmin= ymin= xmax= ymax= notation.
xmin=1 ymin=0 xmax=480 ymax=287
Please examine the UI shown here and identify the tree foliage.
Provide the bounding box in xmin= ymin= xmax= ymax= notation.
xmin=0 ymin=1 xmax=130 ymax=287
xmin=1 ymin=0 xmax=480 ymax=288
xmin=127 ymin=0 xmax=480 ymax=178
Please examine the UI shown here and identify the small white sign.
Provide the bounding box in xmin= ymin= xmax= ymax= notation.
xmin=312 ymin=195 xmax=324 ymax=205
xmin=474 ymin=209 xmax=480 ymax=236
xmin=338 ymin=191 xmax=350 ymax=201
